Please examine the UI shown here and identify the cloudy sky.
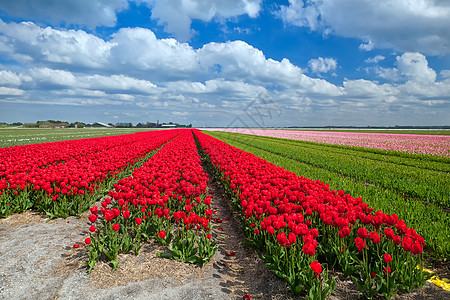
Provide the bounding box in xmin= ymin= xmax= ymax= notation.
xmin=0 ymin=0 xmax=449 ymax=127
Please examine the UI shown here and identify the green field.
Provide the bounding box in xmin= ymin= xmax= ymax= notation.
xmin=0 ymin=128 xmax=159 ymax=148
xmin=204 ymin=130 xmax=450 ymax=260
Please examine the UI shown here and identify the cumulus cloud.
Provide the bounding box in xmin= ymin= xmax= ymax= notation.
xmin=279 ymin=0 xmax=450 ymax=55
xmin=359 ymin=40 xmax=375 ymax=51
xmin=0 ymin=20 xmax=307 ymax=85
xmin=0 ymin=0 xmax=128 ymax=28
xmin=365 ymin=55 xmax=385 ymax=64
xmin=0 ymin=70 xmax=22 ymax=86
xmin=198 ymin=41 xmax=305 ymax=86
xmin=396 ymin=52 xmax=436 ymax=84
xmin=140 ymin=0 xmax=262 ymax=41
xmin=0 ymin=19 xmax=448 ymax=126
xmin=0 ymin=87 xmax=25 ymax=96
xmin=0 ymin=19 xmax=112 ymax=68
xmin=375 ymin=52 xmax=437 ymax=84
xmin=308 ymin=57 xmax=337 ymax=74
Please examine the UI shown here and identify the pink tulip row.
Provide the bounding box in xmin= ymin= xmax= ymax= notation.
xmin=209 ymin=129 xmax=449 ymax=157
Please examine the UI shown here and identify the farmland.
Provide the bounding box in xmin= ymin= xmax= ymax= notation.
xmin=0 ymin=128 xmax=156 ymax=148
xmin=204 ymin=130 xmax=450 ymax=260
xmin=0 ymin=128 xmax=449 ymax=299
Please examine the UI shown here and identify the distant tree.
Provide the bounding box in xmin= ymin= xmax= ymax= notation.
xmin=23 ymin=123 xmax=38 ymax=128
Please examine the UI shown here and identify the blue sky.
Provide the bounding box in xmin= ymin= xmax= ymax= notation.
xmin=0 ymin=0 xmax=449 ymax=127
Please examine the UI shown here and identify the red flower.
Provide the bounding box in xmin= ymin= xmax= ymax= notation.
xmin=369 ymin=231 xmax=380 ymax=244
xmin=402 ymin=236 xmax=413 ymax=252
xmin=158 ymin=230 xmax=166 ymax=239
xmin=383 ymin=253 xmax=392 ymax=263
xmin=123 ymin=210 xmax=130 ymax=219
xmin=88 ymin=214 xmax=97 ymax=223
xmin=90 ymin=206 xmax=98 ymax=214
xmin=89 ymin=225 xmax=96 ymax=232
xmin=310 ymin=261 xmax=322 ymax=274
xmin=85 ymin=238 xmax=91 ymax=245
xmin=207 ymin=233 xmax=212 ymax=239
xmin=357 ymin=227 xmax=369 ymax=239
xmin=412 ymin=240 xmax=423 ymax=254
xmin=302 ymin=242 xmax=316 ymax=256
xmin=243 ymin=295 xmax=251 ymax=300
xmin=371 ymin=271 xmax=376 ymax=278
xmin=384 ymin=228 xmax=395 ymax=239
xmin=355 ymin=237 xmax=365 ymax=252
xmin=135 ymin=217 xmax=142 ymax=225
xmin=112 ymin=223 xmax=120 ymax=231
xmin=73 ymin=244 xmax=80 ymax=248
xmin=384 ymin=267 xmax=392 ymax=274
xmin=338 ymin=226 xmax=351 ymax=238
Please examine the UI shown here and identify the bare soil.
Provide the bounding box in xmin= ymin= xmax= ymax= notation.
xmin=0 ymin=174 xmax=449 ymax=300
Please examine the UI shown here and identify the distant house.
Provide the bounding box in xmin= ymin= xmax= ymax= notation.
xmin=91 ymin=122 xmax=112 ymax=128
xmin=162 ymin=124 xmax=176 ymax=128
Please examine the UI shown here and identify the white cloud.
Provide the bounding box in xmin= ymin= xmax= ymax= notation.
xmin=308 ymin=57 xmax=337 ymax=73
xmin=279 ymin=0 xmax=450 ymax=55
xmin=396 ymin=52 xmax=436 ymax=84
xmin=359 ymin=40 xmax=375 ymax=51
xmin=109 ymin=27 xmax=199 ymax=77
xmin=278 ymin=0 xmax=320 ymax=30
xmin=0 ymin=87 xmax=25 ymax=96
xmin=343 ymin=79 xmax=397 ymax=99
xmin=0 ymin=0 xmax=128 ymax=28
xmin=198 ymin=41 xmax=304 ymax=86
xmin=79 ymin=74 xmax=159 ymax=94
xmin=374 ymin=52 xmax=437 ymax=84
xmin=0 ymin=19 xmax=112 ymax=68
xmin=440 ymin=70 xmax=450 ymax=79
xmin=167 ymin=79 xmax=266 ymax=97
xmin=172 ymin=111 xmax=189 ymax=116
xmin=29 ymin=68 xmax=77 ymax=86
xmin=142 ymin=0 xmax=262 ymax=41
xmin=376 ymin=67 xmax=401 ymax=82
xmin=0 ymin=70 xmax=22 ymax=86
xmin=0 ymin=19 xmax=448 ymax=126
xmin=365 ymin=55 xmax=385 ymax=64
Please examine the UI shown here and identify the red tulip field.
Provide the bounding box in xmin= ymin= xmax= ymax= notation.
xmin=0 ymin=128 xmax=448 ymax=299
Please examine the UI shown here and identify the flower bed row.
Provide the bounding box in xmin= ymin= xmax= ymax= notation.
xmin=83 ymin=130 xmax=217 ymax=271
xmin=212 ymin=129 xmax=450 ymax=157
xmin=194 ymin=131 xmax=430 ymax=299
xmin=0 ymin=130 xmax=182 ymax=218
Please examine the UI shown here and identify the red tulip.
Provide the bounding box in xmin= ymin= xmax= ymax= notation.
xmin=355 ymin=237 xmax=365 ymax=252
xmin=310 ymin=261 xmax=322 ymax=274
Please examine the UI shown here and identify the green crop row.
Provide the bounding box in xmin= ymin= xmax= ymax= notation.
xmin=204 ymin=131 xmax=450 ymax=260
xmin=208 ymin=132 xmax=450 ymax=208
xmin=237 ymin=134 xmax=450 ymax=173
